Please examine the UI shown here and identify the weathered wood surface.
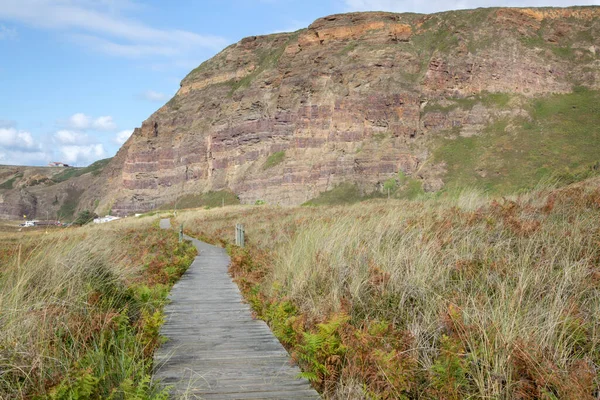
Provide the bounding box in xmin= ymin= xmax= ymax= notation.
xmin=154 ymin=219 xmax=319 ymax=399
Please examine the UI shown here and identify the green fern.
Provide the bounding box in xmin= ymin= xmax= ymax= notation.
xmin=49 ymin=369 xmax=100 ymax=400
xmin=296 ymin=314 xmax=349 ymax=385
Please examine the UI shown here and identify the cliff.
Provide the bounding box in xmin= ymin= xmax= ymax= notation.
xmin=2 ymin=7 xmax=599 ymax=219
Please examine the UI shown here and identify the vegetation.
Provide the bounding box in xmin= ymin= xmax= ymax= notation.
xmin=178 ymin=178 xmax=600 ymax=399
xmin=159 ymin=190 xmax=240 ymax=211
xmin=302 ymin=176 xmax=426 ymax=206
xmin=73 ymin=210 xmax=98 ymax=226
xmin=433 ymin=88 xmax=600 ymax=194
xmin=423 ymin=91 xmax=512 ymax=114
xmin=57 ymin=187 xmax=84 ymax=221
xmin=0 ymin=175 xmax=18 ymax=190
xmin=263 ymin=151 xmax=285 ymax=170
xmin=52 ymin=158 xmax=112 ymax=183
xmin=0 ymin=217 xmax=196 ymax=399
xmin=228 ymin=40 xmax=287 ymax=94
xmin=302 ymin=183 xmax=368 ymax=206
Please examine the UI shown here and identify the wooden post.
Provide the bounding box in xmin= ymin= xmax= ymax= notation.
xmin=179 ymin=223 xmax=184 ymax=243
xmin=235 ymin=223 xmax=245 ymax=247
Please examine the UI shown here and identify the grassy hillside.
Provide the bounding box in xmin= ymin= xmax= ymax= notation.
xmin=157 ymin=190 xmax=240 ymax=210
xmin=432 ymin=88 xmax=600 ymax=194
xmin=176 ymin=180 xmax=600 ymax=399
xmin=0 ymin=217 xmax=196 ymax=399
xmin=51 ymin=158 xmax=113 ymax=183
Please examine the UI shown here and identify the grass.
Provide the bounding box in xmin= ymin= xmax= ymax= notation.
xmin=228 ymin=39 xmax=287 ymax=95
xmin=263 ymin=151 xmax=285 ymax=170
xmin=51 ymin=158 xmax=112 ymax=183
xmin=423 ymin=91 xmax=512 ymax=114
xmin=521 ymin=28 xmax=598 ymax=64
xmin=0 ymin=217 xmax=196 ymax=399
xmin=0 ymin=174 xmax=20 ymax=190
xmin=302 ymin=175 xmax=426 ymax=206
xmin=176 ymin=178 xmax=600 ymax=398
xmin=302 ymin=183 xmax=370 ymax=206
xmin=57 ymin=187 xmax=84 ymax=221
xmin=159 ymin=190 xmax=240 ymax=211
xmin=433 ymin=88 xmax=600 ymax=194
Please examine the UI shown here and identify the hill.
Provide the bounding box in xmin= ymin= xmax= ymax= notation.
xmin=0 ymin=158 xmax=112 ymax=220
xmin=2 ymin=6 xmax=599 ymax=218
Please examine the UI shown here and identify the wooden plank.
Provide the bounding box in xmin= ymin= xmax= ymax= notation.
xmin=154 ymin=219 xmax=320 ymax=399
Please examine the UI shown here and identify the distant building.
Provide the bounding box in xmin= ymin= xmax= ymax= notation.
xmin=48 ymin=162 xmax=70 ymax=167
xmin=21 ymin=220 xmax=60 ymax=227
xmin=93 ymin=215 xmax=121 ymax=224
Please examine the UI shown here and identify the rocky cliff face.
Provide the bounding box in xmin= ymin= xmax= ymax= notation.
xmin=0 ymin=162 xmax=111 ymax=220
xmin=2 ymin=7 xmax=599 ymax=219
xmin=102 ymin=7 xmax=599 ymax=215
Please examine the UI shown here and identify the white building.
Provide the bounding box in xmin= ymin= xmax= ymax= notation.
xmin=93 ymin=215 xmax=121 ymax=224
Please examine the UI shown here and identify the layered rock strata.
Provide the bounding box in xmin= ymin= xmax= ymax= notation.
xmin=2 ymin=7 xmax=599 ymax=219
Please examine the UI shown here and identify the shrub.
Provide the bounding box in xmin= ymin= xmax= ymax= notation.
xmin=73 ymin=210 xmax=98 ymax=226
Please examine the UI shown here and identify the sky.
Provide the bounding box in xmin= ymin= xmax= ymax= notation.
xmin=0 ymin=0 xmax=598 ymax=166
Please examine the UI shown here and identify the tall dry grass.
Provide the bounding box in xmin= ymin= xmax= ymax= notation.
xmin=178 ymin=180 xmax=600 ymax=399
xmin=0 ymin=217 xmax=196 ymax=399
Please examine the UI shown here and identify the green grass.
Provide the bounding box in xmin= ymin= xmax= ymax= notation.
xmin=227 ymin=31 xmax=301 ymax=96
xmin=423 ymin=91 xmax=511 ymax=114
xmin=303 ymin=183 xmax=395 ymax=206
xmin=378 ymin=172 xmax=426 ymax=200
xmin=51 ymin=158 xmax=112 ymax=183
xmin=433 ymin=89 xmax=600 ymax=194
xmin=229 ymin=42 xmax=286 ymax=94
xmin=0 ymin=174 xmax=21 ymax=190
xmin=263 ymin=151 xmax=285 ymax=169
xmin=160 ymin=190 xmax=240 ymax=210
xmin=302 ymin=183 xmax=367 ymax=206
xmin=303 ymin=175 xmax=426 ymax=206
xmin=57 ymin=188 xmax=84 ymax=221
xmin=396 ymin=176 xmax=425 ymax=199
xmin=339 ymin=42 xmax=359 ymax=55
xmin=521 ymin=30 xmax=598 ymax=64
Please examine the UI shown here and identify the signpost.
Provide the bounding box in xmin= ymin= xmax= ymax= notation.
xmin=235 ymin=224 xmax=245 ymax=247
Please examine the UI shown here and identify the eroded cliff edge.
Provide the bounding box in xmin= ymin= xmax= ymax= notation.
xmin=54 ymin=8 xmax=600 ymax=215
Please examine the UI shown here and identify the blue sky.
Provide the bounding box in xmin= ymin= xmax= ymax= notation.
xmin=0 ymin=0 xmax=598 ymax=166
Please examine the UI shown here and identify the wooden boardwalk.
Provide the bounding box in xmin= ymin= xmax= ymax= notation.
xmin=154 ymin=219 xmax=320 ymax=399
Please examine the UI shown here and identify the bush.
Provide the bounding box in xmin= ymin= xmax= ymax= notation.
xmin=73 ymin=210 xmax=98 ymax=226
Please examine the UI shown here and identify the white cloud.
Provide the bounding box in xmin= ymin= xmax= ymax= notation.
xmin=67 ymin=113 xmax=92 ymax=130
xmin=63 ymin=113 xmax=116 ymax=131
xmin=54 ymin=130 xmax=89 ymax=145
xmin=93 ymin=116 xmax=116 ymax=131
xmin=0 ymin=24 xmax=16 ymax=40
xmin=0 ymin=0 xmax=229 ymax=59
xmin=0 ymin=149 xmax=51 ymax=166
xmin=0 ymin=127 xmax=48 ymax=166
xmin=140 ymin=90 xmax=168 ymax=102
xmin=115 ymin=129 xmax=133 ymax=144
xmin=0 ymin=127 xmax=39 ymax=151
xmin=59 ymin=144 xmax=106 ymax=165
xmin=343 ymin=0 xmax=600 ymax=14
xmin=0 ymin=123 xmax=111 ymax=167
